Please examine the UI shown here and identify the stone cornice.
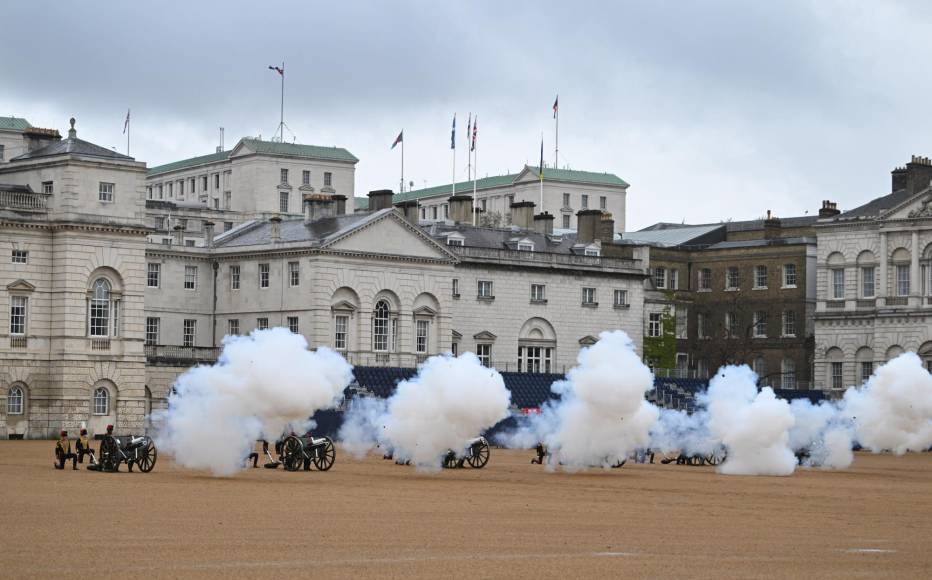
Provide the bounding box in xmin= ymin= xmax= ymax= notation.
xmin=1 ymin=218 xmax=150 ymax=236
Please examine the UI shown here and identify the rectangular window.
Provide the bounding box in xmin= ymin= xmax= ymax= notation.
xmin=754 ymin=265 xmax=768 ymax=288
xmin=287 ymin=316 xmax=299 ymax=334
xmin=451 ymin=342 xmax=459 ymax=357
xmin=613 ymin=289 xmax=628 ymax=307
xmin=447 ymin=237 xmax=463 ymax=246
xmin=167 ymin=182 xmax=173 ymax=197
xmin=147 ymin=263 xmax=160 ymax=288
xmin=302 ymin=170 xmax=310 ymax=185
xmin=676 ymin=307 xmax=688 ymax=339
xmin=860 ymin=361 xmax=873 ymax=383
xmin=42 ymin=181 xmax=53 ymax=194
xmin=224 ymin=221 xmax=233 ymax=232
xmin=416 ymin=320 xmax=429 ymax=353
xmin=562 ymin=193 xmax=570 ymax=207
xmin=199 ymin=176 xmax=207 ymax=192
xmin=145 ymin=317 xmax=159 ymax=346
xmin=224 ymin=191 xmax=231 ymax=209
xmin=189 ymin=178 xmax=196 ymax=193
xmin=228 ymin=319 xmax=240 ymax=336
xmin=420 ymin=207 xmax=426 ymax=220
xmin=259 ymin=263 xmax=270 ymax=288
xmin=531 ymin=284 xmax=546 ymax=301
xmin=725 ymin=311 xmax=738 ymax=338
xmin=861 ymin=266 xmax=875 ymax=298
xmin=230 ymin=265 xmax=240 ymax=290
xmin=562 ymin=215 xmax=571 ymax=229
xmin=452 ymin=278 xmax=460 ymax=297
xmin=699 ymin=268 xmax=711 ymax=290
xmin=648 ymin=313 xmax=662 ymax=337
xmin=280 ymin=168 xmax=289 ymax=184
xmin=257 ymin=317 xmax=269 ymax=331
xmin=157 ymin=184 xmax=163 ymax=199
xmin=781 ymin=359 xmax=797 ymax=389
xmin=582 ymin=287 xmax=596 ymax=305
xmin=653 ymin=267 xmax=666 ymax=289
xmin=831 ymin=361 xmax=843 ymax=389
xmin=443 ymin=204 xmax=449 ymax=219
xmin=0 ymin=144 xmax=4 ymax=161
xmin=753 ymin=311 xmax=767 ymax=338
xmin=896 ymin=264 xmax=910 ymax=296
xmin=98 ymin=182 xmax=114 ymax=202
xmin=783 ymin=263 xmax=797 ymax=287
xmin=184 ymin=265 xmax=197 ymax=290
xmin=183 ymin=319 xmax=196 ymax=347
xmin=696 ymin=312 xmax=707 ymax=339
xmin=288 ymin=261 xmax=300 ymax=287
xmin=476 ymin=344 xmax=492 ymax=367
xmin=214 ymin=173 xmax=220 ymax=189
xmin=178 ymin=180 xmax=184 ymax=196
xmin=147 ymin=186 xmax=152 ymax=199
xmin=581 ymin=194 xmax=589 ymax=209
xmin=726 ymin=267 xmax=739 ymax=290
xmin=600 ymin=196 xmax=607 ymax=210
xmin=280 ymin=191 xmax=289 ymax=213
xmin=832 ymin=268 xmax=845 ymax=299
xmin=334 ymin=315 xmax=348 ymax=350
xmin=477 ymin=280 xmax=493 ymax=298
xmin=10 ymin=296 xmax=27 ymax=335
xmin=324 ymin=172 xmax=332 ymax=187
xmin=11 ymin=250 xmax=27 ymax=264
xmin=782 ymin=310 xmax=797 ymax=337
xmin=432 ymin=206 xmax=438 ymax=220
xmin=517 ymin=242 xmax=534 ymax=251
xmin=669 ymin=269 xmax=678 ymax=290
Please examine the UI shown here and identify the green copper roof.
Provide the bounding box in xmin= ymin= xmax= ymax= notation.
xmin=147 ymin=138 xmax=358 ymax=177
xmin=392 ymin=165 xmax=628 ymax=203
xmin=0 ymin=117 xmax=31 ymax=132
xmin=355 ymin=197 xmax=369 ymax=210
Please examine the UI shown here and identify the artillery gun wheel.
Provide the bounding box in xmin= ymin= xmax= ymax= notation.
xmin=136 ymin=440 xmax=158 ymax=473
xmin=466 ymin=440 xmax=490 ymax=469
xmin=281 ymin=436 xmax=303 ymax=472
xmin=99 ymin=437 xmax=121 ymax=472
xmin=706 ymin=448 xmax=726 ymax=466
xmin=313 ymin=437 xmax=336 ymax=471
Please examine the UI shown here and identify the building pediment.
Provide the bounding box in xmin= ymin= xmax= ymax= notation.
xmin=578 ymin=335 xmax=598 ymax=346
xmin=413 ymin=305 xmax=438 ymax=317
xmin=881 ymin=189 xmax=932 ymax=220
xmin=451 ymin=330 xmax=463 ymax=340
xmin=330 ymin=300 xmax=358 ymax=312
xmin=6 ymin=279 xmax=35 ymax=292
xmin=473 ymin=330 xmax=497 ymax=341
xmin=322 ymin=210 xmax=458 ymax=262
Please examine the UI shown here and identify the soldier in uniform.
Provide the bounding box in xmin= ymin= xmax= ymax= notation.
xmin=76 ymin=428 xmax=95 ymax=464
xmin=55 ymin=430 xmax=78 ymax=470
xmin=244 ymin=441 xmax=260 ymax=468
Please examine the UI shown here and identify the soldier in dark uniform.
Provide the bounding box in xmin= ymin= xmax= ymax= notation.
xmin=55 ymin=430 xmax=78 ymax=470
xmin=531 ymin=442 xmax=548 ymax=464
xmin=76 ymin=428 xmax=95 ymax=464
xmin=244 ymin=441 xmax=260 ymax=468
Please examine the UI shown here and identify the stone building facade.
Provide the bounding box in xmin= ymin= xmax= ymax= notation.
xmin=814 ymin=157 xmax=932 ymax=392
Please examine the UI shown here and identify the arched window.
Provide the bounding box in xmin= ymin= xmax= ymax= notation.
xmin=90 ymin=278 xmax=112 ymax=337
xmin=373 ymin=300 xmax=390 ymax=352
xmin=7 ymin=385 xmax=24 ymax=415
xmin=93 ymin=386 xmax=110 ymax=415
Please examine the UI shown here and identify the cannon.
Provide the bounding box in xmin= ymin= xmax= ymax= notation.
xmin=659 ymin=447 xmax=726 ymax=467
xmin=92 ymin=434 xmax=157 ymax=473
xmin=529 ymin=443 xmax=627 ymax=468
xmin=280 ymin=433 xmax=336 ymax=471
xmin=441 ymin=436 xmax=491 ymax=469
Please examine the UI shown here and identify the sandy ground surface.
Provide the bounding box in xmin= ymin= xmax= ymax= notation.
xmin=1 ymin=441 xmax=931 ymax=579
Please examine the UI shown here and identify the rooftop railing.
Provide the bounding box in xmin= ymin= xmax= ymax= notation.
xmin=0 ymin=191 xmax=48 ymax=211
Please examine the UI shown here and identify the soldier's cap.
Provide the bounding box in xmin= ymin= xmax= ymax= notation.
xmin=80 ymin=428 xmax=87 ymax=435
xmin=106 ymin=424 xmax=114 ymax=431
xmin=60 ymin=430 xmax=67 ymax=436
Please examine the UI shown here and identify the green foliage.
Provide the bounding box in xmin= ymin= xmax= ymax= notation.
xmin=643 ymin=306 xmax=677 ymax=369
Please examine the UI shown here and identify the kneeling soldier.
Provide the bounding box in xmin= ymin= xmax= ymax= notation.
xmin=76 ymin=428 xmax=95 ymax=464
xmin=55 ymin=430 xmax=78 ymax=470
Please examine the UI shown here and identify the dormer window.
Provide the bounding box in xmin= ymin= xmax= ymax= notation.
xmin=447 ymin=238 xmax=464 ymax=247
xmin=584 ymin=247 xmax=600 ymax=257
xmin=517 ymin=242 xmax=534 ymax=252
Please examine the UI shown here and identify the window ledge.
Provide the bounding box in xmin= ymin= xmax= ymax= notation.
xmin=781 ymin=285 xmax=797 ymax=289
xmin=724 ymin=287 xmax=740 ymax=292
xmin=782 ymin=334 xmax=797 ymax=339
xmin=477 ymin=295 xmax=495 ymax=301
xmin=452 ymin=293 xmax=460 ymax=300
xmin=697 ymin=288 xmax=712 ymax=293
xmin=613 ymin=304 xmax=630 ymax=309
xmin=752 ymin=286 xmax=768 ymax=291
xmin=530 ymin=299 xmax=548 ymax=305
xmin=582 ymin=302 xmax=599 ymax=308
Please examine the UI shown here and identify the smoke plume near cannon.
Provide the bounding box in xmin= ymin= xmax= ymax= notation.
xmin=339 ymin=352 xmax=511 ymax=470
xmin=154 ymin=328 xmax=352 ymax=476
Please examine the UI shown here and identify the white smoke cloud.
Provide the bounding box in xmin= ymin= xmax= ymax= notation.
xmin=339 ymin=352 xmax=511 ymax=470
xmin=702 ymin=366 xmax=797 ymax=476
xmin=787 ymin=399 xmax=854 ymax=469
xmin=844 ymin=352 xmax=932 ymax=454
xmin=154 ymin=328 xmax=352 ymax=476
xmin=498 ymin=330 xmax=659 ymax=470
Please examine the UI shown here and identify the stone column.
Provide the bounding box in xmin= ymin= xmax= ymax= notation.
xmin=911 ymin=231 xmax=920 ymax=299
xmin=879 ymin=231 xmax=888 ymax=303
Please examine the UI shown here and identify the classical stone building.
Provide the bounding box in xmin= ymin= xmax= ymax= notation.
xmin=0 ymin=118 xmax=149 ymax=438
xmin=814 ymin=156 xmax=932 ymax=392
xmin=360 ymin=166 xmax=629 ymax=234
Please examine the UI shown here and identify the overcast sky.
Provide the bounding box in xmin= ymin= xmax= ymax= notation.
xmin=4 ymin=1 xmax=932 ymax=230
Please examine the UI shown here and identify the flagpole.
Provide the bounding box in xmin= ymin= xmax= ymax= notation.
xmin=400 ymin=136 xmax=405 ymax=194
xmin=555 ymin=95 xmax=559 ymax=170
xmin=540 ymin=132 xmax=544 ymax=208
xmin=126 ymin=112 xmax=130 ymax=156
xmin=452 ymin=114 xmax=457 ymax=199
xmin=279 ymin=61 xmax=285 ymax=142
xmin=472 ymin=127 xmax=477 ymax=226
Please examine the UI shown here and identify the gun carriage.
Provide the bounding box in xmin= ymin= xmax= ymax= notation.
xmin=94 ymin=434 xmax=157 ymax=473
xmin=280 ymin=434 xmax=336 ymax=471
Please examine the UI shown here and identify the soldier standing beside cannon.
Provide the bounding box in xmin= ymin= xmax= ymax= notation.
xmin=54 ymin=430 xmax=78 ymax=470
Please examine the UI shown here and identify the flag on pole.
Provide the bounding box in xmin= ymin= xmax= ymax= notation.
xmin=391 ymin=130 xmax=403 ymax=149
xmin=268 ymin=65 xmax=284 ymax=75
xmin=540 ymin=137 xmax=544 ymax=180
xmin=123 ymin=109 xmax=130 ymax=134
xmin=471 ymin=116 xmax=477 ymax=151
xmin=553 ymin=95 xmax=559 ymax=118
xmin=450 ymin=114 xmax=456 ymax=149
xmin=466 ymin=114 xmax=472 ymax=150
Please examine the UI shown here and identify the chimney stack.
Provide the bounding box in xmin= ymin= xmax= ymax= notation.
xmin=203 ymin=221 xmax=215 ymax=247
xmin=303 ymin=194 xmax=335 ymax=223
xmin=818 ymin=200 xmax=840 ymax=218
xmin=892 ymin=155 xmax=932 ymax=195
xmin=367 ymin=189 xmax=395 ymax=212
xmin=332 ymin=194 xmax=347 ymax=215
xmin=270 ymin=215 xmax=282 ymax=241
xmin=533 ymin=212 xmax=554 ymax=235
xmin=510 ymin=201 xmax=535 ymax=230
xmin=394 ymin=200 xmax=419 ymax=224
xmin=448 ymin=195 xmax=474 ymax=224
xmin=763 ymin=210 xmax=781 ymax=239
xmin=598 ymin=212 xmax=615 ymax=244
xmin=173 ymin=224 xmax=184 ymax=246
xmin=576 ymin=209 xmax=602 ymax=244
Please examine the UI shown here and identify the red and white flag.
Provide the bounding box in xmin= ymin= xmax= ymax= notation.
xmin=268 ymin=65 xmax=284 ymax=76
xmin=122 ymin=109 xmax=130 ymax=134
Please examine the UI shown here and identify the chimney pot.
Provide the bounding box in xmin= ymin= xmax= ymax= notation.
xmin=367 ymin=190 xmax=395 ymax=212
xmin=509 ymin=201 xmax=535 ymax=230
xmin=203 ymin=221 xmax=215 ymax=247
